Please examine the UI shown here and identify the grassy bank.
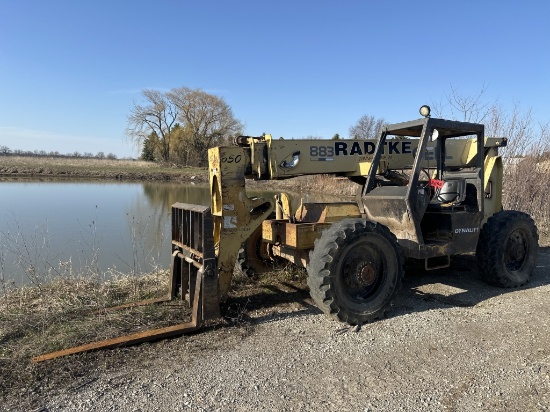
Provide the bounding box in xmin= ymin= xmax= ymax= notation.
xmin=0 ymin=156 xmax=208 ymax=182
xmin=0 ymin=272 xmax=172 ymax=397
xmin=0 ymin=264 xmax=306 ymax=409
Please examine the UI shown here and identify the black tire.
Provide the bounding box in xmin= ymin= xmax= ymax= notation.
xmin=476 ymin=210 xmax=539 ymax=288
xmin=307 ymin=218 xmax=404 ymax=325
xmin=237 ymin=225 xmax=281 ymax=277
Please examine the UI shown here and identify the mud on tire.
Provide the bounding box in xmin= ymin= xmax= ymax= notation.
xmin=307 ymin=218 xmax=404 ymax=325
xmin=476 ymin=210 xmax=539 ymax=288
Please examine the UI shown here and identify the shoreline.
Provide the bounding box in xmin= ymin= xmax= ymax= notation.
xmin=0 ymin=167 xmax=209 ymax=183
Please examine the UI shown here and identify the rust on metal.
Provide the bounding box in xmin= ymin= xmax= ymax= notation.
xmin=31 ymin=321 xmax=201 ymax=363
xmin=32 ymin=267 xmax=203 ymax=363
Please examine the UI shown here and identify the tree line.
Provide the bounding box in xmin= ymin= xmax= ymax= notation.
xmin=0 ymin=147 xmax=119 ymax=160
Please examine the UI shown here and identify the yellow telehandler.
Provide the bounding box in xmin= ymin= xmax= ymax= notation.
xmin=34 ymin=106 xmax=538 ymax=361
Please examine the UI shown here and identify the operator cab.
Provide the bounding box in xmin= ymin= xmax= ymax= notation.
xmin=360 ymin=105 xmax=486 ymax=261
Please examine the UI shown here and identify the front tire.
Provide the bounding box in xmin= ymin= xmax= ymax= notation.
xmin=307 ymin=219 xmax=404 ymax=325
xmin=237 ymin=225 xmax=281 ymax=277
xmin=476 ymin=210 xmax=539 ymax=287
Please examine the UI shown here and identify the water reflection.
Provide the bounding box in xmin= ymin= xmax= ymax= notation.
xmin=0 ymin=180 xmax=346 ymax=285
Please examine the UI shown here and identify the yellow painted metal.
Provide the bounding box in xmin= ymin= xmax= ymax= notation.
xmin=251 ymin=141 xmax=268 ymax=178
xmin=483 ymin=154 xmax=504 ymax=223
xmin=261 ymin=202 xmax=362 ymax=250
xmin=275 ymin=192 xmax=292 ymax=220
xmin=271 ymin=244 xmax=309 ymax=268
xmin=458 ymin=138 xmax=477 ymax=165
xmin=262 ymin=220 xmax=332 ymax=250
xmin=208 ymin=146 xmax=274 ymax=300
xmin=246 ymin=135 xmax=505 ymax=180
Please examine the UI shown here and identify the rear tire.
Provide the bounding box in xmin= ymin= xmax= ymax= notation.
xmin=476 ymin=210 xmax=538 ymax=287
xmin=307 ymin=219 xmax=404 ymax=325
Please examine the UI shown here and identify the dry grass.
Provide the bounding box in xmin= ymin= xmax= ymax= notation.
xmin=1 ymin=156 xmax=156 ymax=169
xmin=0 ymin=263 xmax=310 ymax=407
xmin=292 ymin=174 xmax=358 ymax=197
xmin=249 ymin=174 xmax=359 ymax=199
xmin=0 ymin=271 xmax=190 ymax=400
xmin=503 ymin=157 xmax=550 ymax=241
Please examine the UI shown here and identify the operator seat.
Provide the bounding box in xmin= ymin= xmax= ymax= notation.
xmin=432 ymin=178 xmax=467 ymax=204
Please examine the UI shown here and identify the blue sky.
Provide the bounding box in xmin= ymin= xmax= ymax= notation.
xmin=1 ymin=0 xmax=549 ymax=158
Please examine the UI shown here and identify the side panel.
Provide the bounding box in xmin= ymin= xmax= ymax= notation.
xmin=482 ymin=155 xmax=503 ymax=224
xmin=262 ymin=220 xmax=332 ymax=250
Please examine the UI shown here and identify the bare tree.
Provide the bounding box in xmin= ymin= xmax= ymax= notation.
xmin=349 ymin=115 xmax=386 ymax=139
xmin=431 ymin=84 xmax=491 ymax=123
xmin=168 ymin=87 xmax=243 ymax=166
xmin=0 ymin=145 xmax=11 ymax=155
xmin=431 ymin=87 xmax=537 ymax=155
xmin=431 ymin=86 xmax=550 ymax=235
xmin=126 ymin=90 xmax=179 ymax=162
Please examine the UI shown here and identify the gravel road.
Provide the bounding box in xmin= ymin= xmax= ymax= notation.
xmin=20 ymin=249 xmax=550 ymax=412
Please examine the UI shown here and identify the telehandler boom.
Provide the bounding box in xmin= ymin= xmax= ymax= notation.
xmin=34 ymin=106 xmax=538 ymax=361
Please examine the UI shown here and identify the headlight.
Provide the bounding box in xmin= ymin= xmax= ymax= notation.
xmin=419 ymin=105 xmax=431 ymax=118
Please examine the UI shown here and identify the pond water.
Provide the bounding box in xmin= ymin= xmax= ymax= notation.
xmin=0 ymin=179 xmax=344 ymax=285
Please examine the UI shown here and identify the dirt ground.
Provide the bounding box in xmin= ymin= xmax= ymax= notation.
xmin=4 ymin=248 xmax=548 ymax=412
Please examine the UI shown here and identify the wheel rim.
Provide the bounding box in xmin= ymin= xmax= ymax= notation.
xmin=504 ymin=228 xmax=529 ymax=271
xmin=340 ymin=242 xmax=386 ymax=302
